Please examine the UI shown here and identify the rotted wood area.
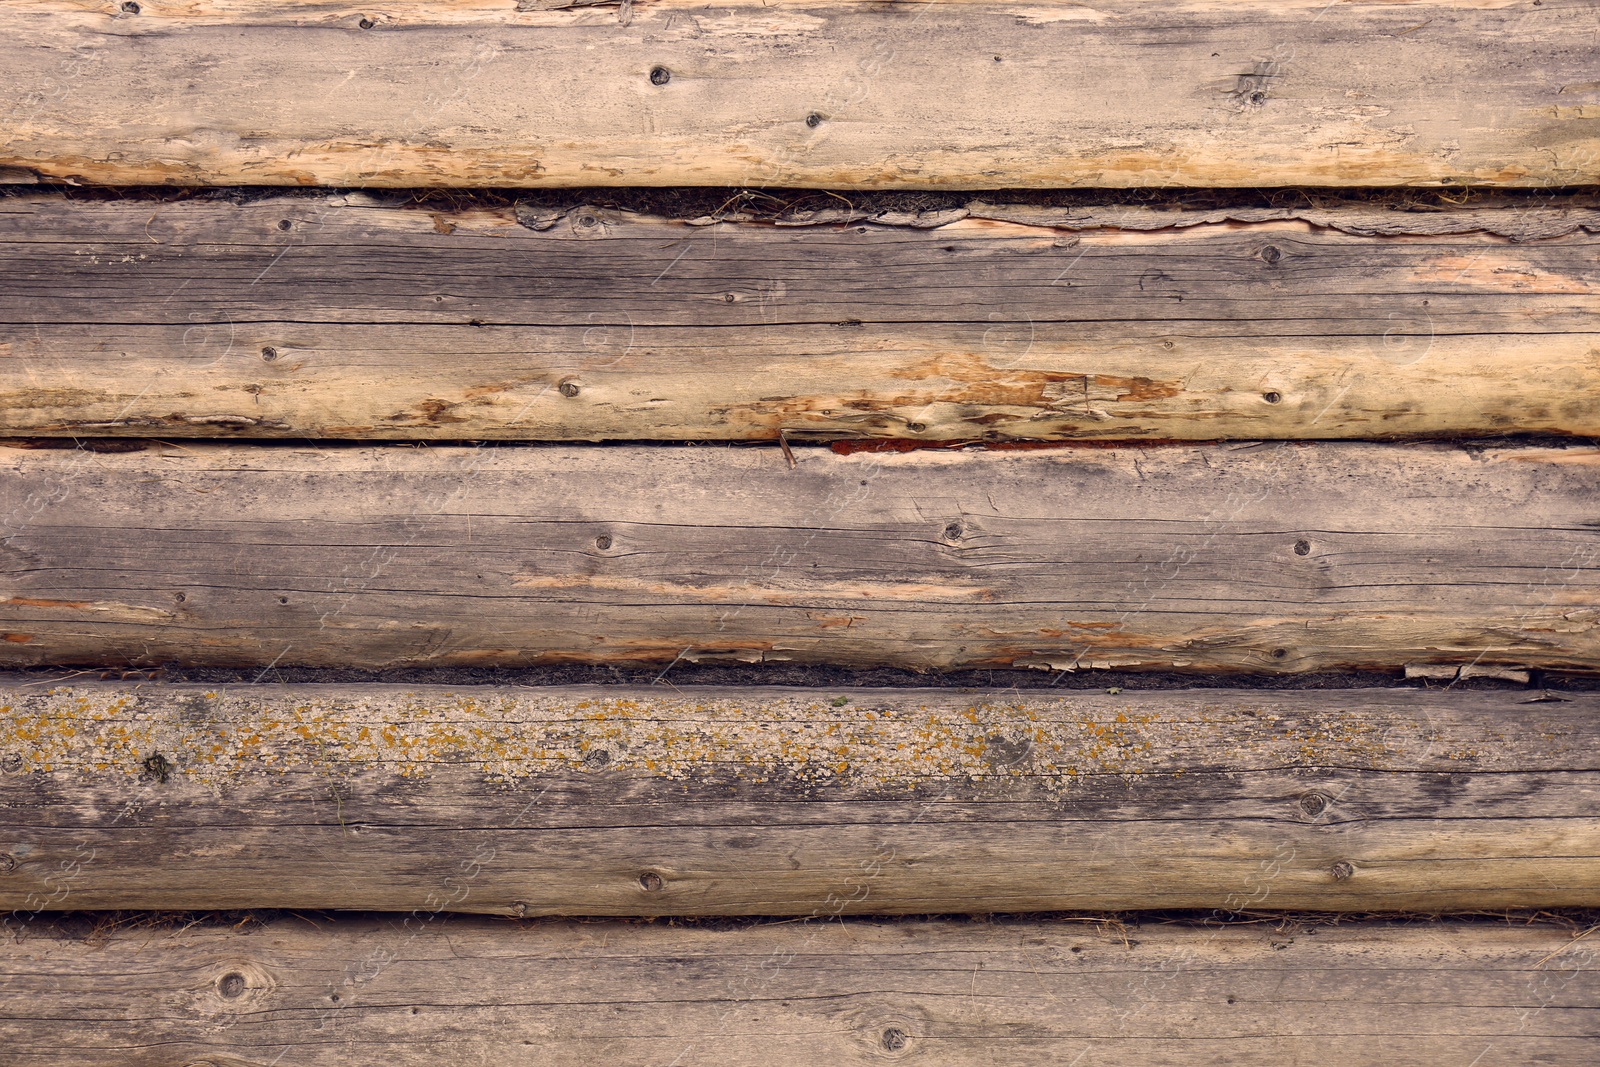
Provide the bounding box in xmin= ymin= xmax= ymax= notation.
xmin=2 ymin=683 xmax=1597 ymax=913
xmin=1 ymin=913 xmax=1596 ymax=1066
xmin=3 ymin=194 xmax=1600 ymax=441
xmin=2 ymin=439 xmax=1598 ymax=674
xmin=2 ymin=0 xmax=1599 ymax=188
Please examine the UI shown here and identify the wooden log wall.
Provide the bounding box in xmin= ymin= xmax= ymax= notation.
xmin=2 ymin=682 xmax=1598 ymax=914
xmin=4 ymin=915 xmax=1598 ymax=1066
xmin=4 ymin=1 xmax=1599 ymax=1059
xmin=3 ymin=194 xmax=1600 ymax=442
xmin=3 ymin=438 xmax=1597 ymax=673
xmin=2 ymin=0 xmax=1598 ymax=188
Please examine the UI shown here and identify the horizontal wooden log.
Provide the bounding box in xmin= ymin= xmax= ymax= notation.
xmin=5 ymin=195 xmax=1600 ymax=441
xmin=3 ymin=1 xmax=1600 ymax=188
xmin=2 ymin=914 xmax=1596 ymax=1066
xmin=3 ymin=439 xmax=1599 ymax=673
xmin=2 ymin=682 xmax=1598 ymax=913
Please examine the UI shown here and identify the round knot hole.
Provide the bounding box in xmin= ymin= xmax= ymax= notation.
xmin=142 ymin=753 xmax=171 ymax=783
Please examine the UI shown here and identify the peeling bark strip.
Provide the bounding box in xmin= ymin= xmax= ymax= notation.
xmin=4 ymin=196 xmax=1600 ymax=442
xmin=2 ymin=682 xmax=1599 ymax=913
xmin=2 ymin=440 xmax=1599 ymax=674
xmin=2 ymin=916 xmax=1596 ymax=1067
xmin=2 ymin=0 xmax=1599 ymax=188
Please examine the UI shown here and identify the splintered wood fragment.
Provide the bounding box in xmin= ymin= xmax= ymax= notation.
xmin=1 ymin=0 xmax=1598 ymax=187
xmin=1 ymin=682 xmax=1597 ymax=914
xmin=1 ymin=915 xmax=1595 ymax=1066
xmin=2 ymin=439 xmax=1598 ymax=674
xmin=2 ymin=195 xmax=1600 ymax=441
xmin=1406 ymin=664 xmax=1533 ymax=684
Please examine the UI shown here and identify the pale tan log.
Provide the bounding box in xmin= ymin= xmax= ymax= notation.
xmin=4 ymin=194 xmax=1600 ymax=442
xmin=2 ymin=0 xmax=1599 ymax=188
xmin=3 ymin=439 xmax=1599 ymax=673
xmin=2 ymin=914 xmax=1597 ymax=1066
xmin=2 ymin=682 xmax=1598 ymax=914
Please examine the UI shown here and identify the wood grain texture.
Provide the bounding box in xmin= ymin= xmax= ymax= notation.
xmin=5 ymin=194 xmax=1600 ymax=442
xmin=3 ymin=439 xmax=1599 ymax=673
xmin=3 ymin=0 xmax=1599 ymax=188
xmin=3 ymin=682 xmax=1598 ymax=913
xmin=2 ymin=914 xmax=1596 ymax=1066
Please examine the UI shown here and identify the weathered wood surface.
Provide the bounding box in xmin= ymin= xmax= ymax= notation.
xmin=5 ymin=195 xmax=1600 ymax=442
xmin=3 ymin=439 xmax=1599 ymax=674
xmin=3 ymin=1 xmax=1600 ymax=188
xmin=2 ymin=438 xmax=1598 ymax=671
xmin=3 ymin=915 xmax=1596 ymax=1066
xmin=3 ymin=682 xmax=1598 ymax=913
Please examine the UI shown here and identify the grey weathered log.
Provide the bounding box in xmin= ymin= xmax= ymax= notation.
xmin=2 ymin=439 xmax=1599 ymax=674
xmin=1 ymin=913 xmax=1596 ymax=1066
xmin=2 ymin=682 xmax=1598 ymax=914
xmin=2 ymin=0 xmax=1598 ymax=188
xmin=3 ymin=194 xmax=1600 ymax=441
